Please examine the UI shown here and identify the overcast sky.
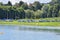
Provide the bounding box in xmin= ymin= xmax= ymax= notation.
xmin=0 ymin=0 xmax=51 ymax=5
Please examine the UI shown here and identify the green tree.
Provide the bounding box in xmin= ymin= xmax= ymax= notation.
xmin=34 ymin=10 xmax=43 ymax=18
xmin=21 ymin=3 xmax=28 ymax=10
xmin=7 ymin=1 xmax=12 ymax=6
xmin=0 ymin=2 xmax=3 ymax=6
xmin=19 ymin=1 xmax=24 ymax=6
xmin=41 ymin=4 xmax=50 ymax=18
xmin=28 ymin=3 xmax=35 ymax=11
xmin=25 ymin=9 xmax=34 ymax=19
xmin=17 ymin=7 xmax=25 ymax=19
xmin=58 ymin=10 xmax=60 ymax=17
xmin=50 ymin=0 xmax=60 ymax=5
xmin=33 ymin=1 xmax=42 ymax=10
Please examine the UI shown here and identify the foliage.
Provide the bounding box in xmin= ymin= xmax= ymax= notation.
xmin=0 ymin=0 xmax=60 ymax=19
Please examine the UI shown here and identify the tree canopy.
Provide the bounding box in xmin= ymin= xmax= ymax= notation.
xmin=0 ymin=0 xmax=60 ymax=19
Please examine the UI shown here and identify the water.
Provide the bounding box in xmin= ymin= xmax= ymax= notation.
xmin=0 ymin=25 xmax=60 ymax=40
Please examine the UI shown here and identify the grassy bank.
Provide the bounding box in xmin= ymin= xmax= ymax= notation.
xmin=0 ymin=17 xmax=60 ymax=26
xmin=0 ymin=21 xmax=60 ymax=26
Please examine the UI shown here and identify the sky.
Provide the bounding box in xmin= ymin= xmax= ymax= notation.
xmin=0 ymin=0 xmax=51 ymax=5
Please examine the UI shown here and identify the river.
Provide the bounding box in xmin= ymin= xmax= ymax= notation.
xmin=0 ymin=25 xmax=60 ymax=40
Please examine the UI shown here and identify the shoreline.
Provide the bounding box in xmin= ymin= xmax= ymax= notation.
xmin=0 ymin=25 xmax=60 ymax=32
xmin=0 ymin=22 xmax=60 ymax=27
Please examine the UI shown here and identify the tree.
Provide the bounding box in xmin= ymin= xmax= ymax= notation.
xmin=0 ymin=0 xmax=60 ymax=19
xmin=41 ymin=4 xmax=50 ymax=18
xmin=21 ymin=3 xmax=28 ymax=10
xmin=19 ymin=1 xmax=24 ymax=6
xmin=17 ymin=7 xmax=25 ymax=19
xmin=52 ymin=4 xmax=59 ymax=17
xmin=33 ymin=1 xmax=42 ymax=10
xmin=0 ymin=2 xmax=3 ymax=6
xmin=28 ymin=3 xmax=35 ymax=11
xmin=14 ymin=3 xmax=19 ymax=7
xmin=7 ymin=1 xmax=12 ymax=6
xmin=34 ymin=10 xmax=43 ymax=18
xmin=58 ymin=10 xmax=60 ymax=17
xmin=25 ymin=9 xmax=34 ymax=19
xmin=29 ymin=1 xmax=42 ymax=11
xmin=50 ymin=0 xmax=60 ymax=5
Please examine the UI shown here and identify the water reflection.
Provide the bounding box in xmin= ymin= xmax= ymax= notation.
xmin=0 ymin=25 xmax=60 ymax=40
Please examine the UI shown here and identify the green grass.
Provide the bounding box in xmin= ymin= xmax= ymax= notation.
xmin=0 ymin=17 xmax=60 ymax=27
xmin=0 ymin=21 xmax=60 ymax=27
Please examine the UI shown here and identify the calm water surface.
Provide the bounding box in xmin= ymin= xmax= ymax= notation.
xmin=0 ymin=25 xmax=60 ymax=40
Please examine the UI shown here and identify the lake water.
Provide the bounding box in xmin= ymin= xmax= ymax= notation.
xmin=0 ymin=25 xmax=60 ymax=40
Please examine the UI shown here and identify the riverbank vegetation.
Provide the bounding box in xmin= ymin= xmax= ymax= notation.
xmin=0 ymin=0 xmax=60 ymax=19
xmin=0 ymin=0 xmax=60 ymax=26
xmin=0 ymin=17 xmax=60 ymax=26
xmin=0 ymin=21 xmax=60 ymax=26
